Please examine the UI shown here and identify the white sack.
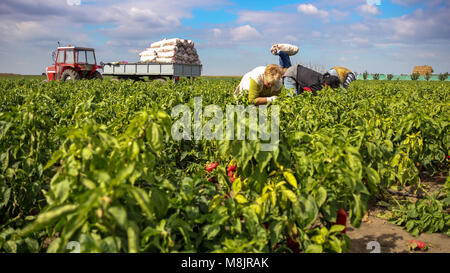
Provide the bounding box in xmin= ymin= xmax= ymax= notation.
xmin=157 ymin=51 xmax=177 ymax=58
xmin=151 ymin=39 xmax=167 ymax=48
xmin=271 ymin=43 xmax=299 ymax=56
xmin=139 ymin=48 xmax=157 ymax=57
xmin=140 ymin=55 xmax=157 ymax=62
xmin=156 ymin=45 xmax=177 ymax=52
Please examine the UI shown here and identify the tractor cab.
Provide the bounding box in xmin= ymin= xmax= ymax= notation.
xmin=46 ymin=45 xmax=103 ymax=81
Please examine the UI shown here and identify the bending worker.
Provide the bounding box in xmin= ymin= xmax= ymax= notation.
xmin=283 ymin=64 xmax=341 ymax=96
xmin=234 ymin=64 xmax=284 ymax=105
xmin=326 ymin=66 xmax=357 ymax=89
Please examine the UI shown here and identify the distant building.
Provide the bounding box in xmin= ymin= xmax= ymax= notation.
xmin=413 ymin=65 xmax=433 ymax=76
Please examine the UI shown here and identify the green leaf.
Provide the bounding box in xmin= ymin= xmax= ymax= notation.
xmin=350 ymin=194 xmax=366 ymax=228
xmin=24 ymin=238 xmax=40 ymax=253
xmin=390 ymin=153 xmax=401 ymax=167
xmin=282 ymin=189 xmax=298 ymax=205
xmin=283 ymin=171 xmax=298 ymax=189
xmin=53 ymin=179 xmax=70 ymax=203
xmin=209 ymin=194 xmax=223 ymax=212
xmin=256 ymin=151 xmax=272 ymax=173
xmin=81 ymin=147 xmax=93 ymax=160
xmin=150 ymin=188 xmax=169 ymax=219
xmin=234 ymin=194 xmax=248 ymax=204
xmin=0 ymin=187 xmax=11 ymax=208
xmin=127 ymin=221 xmax=140 ymax=253
xmin=305 ymin=244 xmax=323 ymax=253
xmin=232 ymin=178 xmax=242 ymax=195
xmin=296 ymin=195 xmax=319 ymax=228
xmin=203 ymin=225 xmax=220 ymax=240
xmin=315 ymin=187 xmax=327 ymax=207
xmin=365 ymin=167 xmax=380 ymax=193
xmin=407 ymin=209 xmax=419 ymax=219
xmin=148 ymin=122 xmax=162 ymax=152
xmin=366 ymin=142 xmax=377 ymax=158
xmin=108 ymin=206 xmax=127 ymax=228
xmin=4 ymin=240 xmax=17 ymax=253
xmin=328 ymin=235 xmax=343 ymax=253
xmin=46 ymin=238 xmax=62 ymax=253
xmin=20 ymin=205 xmax=78 ymax=236
xmin=44 ymin=150 xmax=63 ymax=170
xmin=329 ymin=224 xmax=346 ymax=233
xmin=268 ymin=221 xmax=283 ymax=248
xmin=130 ymin=187 xmax=154 ymax=220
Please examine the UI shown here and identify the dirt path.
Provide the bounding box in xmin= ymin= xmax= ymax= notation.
xmin=347 ymin=171 xmax=449 ymax=253
xmin=347 ymin=213 xmax=450 ymax=253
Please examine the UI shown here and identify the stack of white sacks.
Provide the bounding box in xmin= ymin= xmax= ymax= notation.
xmin=139 ymin=38 xmax=201 ymax=65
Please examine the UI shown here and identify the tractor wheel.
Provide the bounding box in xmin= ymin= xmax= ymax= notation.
xmin=91 ymin=71 xmax=103 ymax=80
xmin=61 ymin=69 xmax=80 ymax=82
xmin=155 ymin=78 xmax=167 ymax=84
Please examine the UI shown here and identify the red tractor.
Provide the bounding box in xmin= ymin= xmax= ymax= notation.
xmin=46 ymin=44 xmax=103 ymax=82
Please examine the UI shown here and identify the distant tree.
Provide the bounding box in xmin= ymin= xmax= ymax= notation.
xmin=438 ymin=72 xmax=448 ymax=81
xmin=411 ymin=73 xmax=420 ymax=81
xmin=373 ymin=73 xmax=380 ymax=80
xmin=363 ymin=71 xmax=369 ymax=80
xmin=425 ymin=72 xmax=431 ymax=81
xmin=387 ymin=74 xmax=394 ymax=81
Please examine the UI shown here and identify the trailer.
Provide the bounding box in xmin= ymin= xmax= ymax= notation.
xmin=101 ymin=62 xmax=202 ymax=82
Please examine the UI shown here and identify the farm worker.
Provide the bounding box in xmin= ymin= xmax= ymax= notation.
xmin=326 ymin=67 xmax=357 ymax=89
xmin=234 ymin=64 xmax=284 ymax=105
xmin=271 ymin=44 xmax=300 ymax=69
xmin=271 ymin=45 xmax=292 ymax=69
xmin=282 ymin=64 xmax=341 ymax=96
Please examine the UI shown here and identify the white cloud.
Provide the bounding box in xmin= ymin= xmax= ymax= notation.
xmin=358 ymin=4 xmax=380 ymax=15
xmin=417 ymin=52 xmax=436 ymax=58
xmin=212 ymin=28 xmax=222 ymax=38
xmin=391 ymin=0 xmax=443 ymax=6
xmin=0 ymin=0 xmax=448 ymax=75
xmin=231 ymin=25 xmax=261 ymax=41
xmin=350 ymin=23 xmax=370 ymax=32
xmin=67 ymin=0 xmax=81 ymax=6
xmin=237 ymin=11 xmax=295 ymax=27
xmin=367 ymin=0 xmax=381 ymax=5
xmin=128 ymin=49 xmax=140 ymax=54
xmin=297 ymin=4 xmax=328 ymax=18
xmin=330 ymin=9 xmax=349 ymax=20
xmin=284 ymin=35 xmax=300 ymax=43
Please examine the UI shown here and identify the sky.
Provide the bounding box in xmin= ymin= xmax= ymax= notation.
xmin=0 ymin=0 xmax=449 ymax=75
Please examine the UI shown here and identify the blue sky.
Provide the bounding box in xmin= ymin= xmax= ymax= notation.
xmin=0 ymin=0 xmax=448 ymax=75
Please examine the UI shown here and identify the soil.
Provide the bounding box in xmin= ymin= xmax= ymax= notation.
xmin=347 ymin=212 xmax=450 ymax=253
xmin=346 ymin=171 xmax=449 ymax=253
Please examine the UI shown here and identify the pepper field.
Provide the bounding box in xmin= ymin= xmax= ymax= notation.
xmin=0 ymin=78 xmax=448 ymax=253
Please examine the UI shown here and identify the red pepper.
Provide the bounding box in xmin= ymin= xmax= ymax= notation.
xmin=227 ymin=165 xmax=236 ymax=172
xmin=29 ymin=208 xmax=39 ymax=216
xmin=410 ymin=240 xmax=426 ymax=250
xmin=206 ymin=162 xmax=219 ymax=173
xmin=446 ymin=155 xmax=450 ymax=160
xmin=416 ymin=241 xmax=425 ymax=249
xmin=303 ymin=87 xmax=312 ymax=92
xmin=230 ymin=176 xmax=236 ymax=183
xmin=286 ymin=235 xmax=300 ymax=253
xmin=334 ymin=208 xmax=347 ymax=234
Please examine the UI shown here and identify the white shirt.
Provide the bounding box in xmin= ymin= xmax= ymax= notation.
xmin=234 ymin=66 xmax=282 ymax=98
